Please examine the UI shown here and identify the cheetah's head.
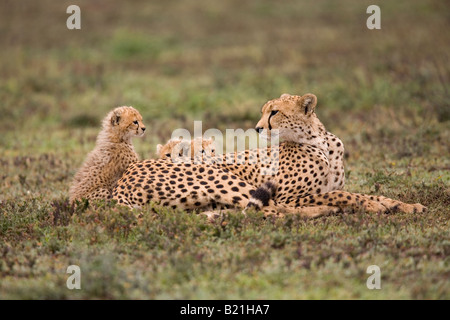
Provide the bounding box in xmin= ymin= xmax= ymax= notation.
xmin=156 ymin=137 xmax=215 ymax=159
xmin=255 ymin=93 xmax=326 ymax=145
xmin=104 ymin=106 xmax=146 ymax=142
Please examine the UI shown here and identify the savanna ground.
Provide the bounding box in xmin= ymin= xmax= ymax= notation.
xmin=0 ymin=0 xmax=449 ymax=300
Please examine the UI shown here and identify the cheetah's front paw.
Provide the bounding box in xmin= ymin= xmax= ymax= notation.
xmin=410 ymin=203 xmax=427 ymax=213
xmin=375 ymin=197 xmax=427 ymax=214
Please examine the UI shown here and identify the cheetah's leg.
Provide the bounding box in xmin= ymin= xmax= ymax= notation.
xmin=202 ymin=182 xmax=345 ymax=220
xmin=358 ymin=194 xmax=426 ymax=214
xmin=294 ymin=191 xmax=426 ymax=214
xmin=291 ymin=191 xmax=387 ymax=213
xmin=274 ymin=204 xmax=342 ymax=218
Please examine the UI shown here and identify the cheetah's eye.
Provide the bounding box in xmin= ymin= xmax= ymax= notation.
xmin=165 ymin=153 xmax=171 ymax=157
xmin=133 ymin=120 xmax=138 ymax=125
xmin=270 ymin=110 xmax=279 ymax=116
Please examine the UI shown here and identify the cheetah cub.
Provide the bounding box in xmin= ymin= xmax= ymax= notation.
xmin=157 ymin=137 xmax=215 ymax=160
xmin=69 ymin=106 xmax=146 ymax=203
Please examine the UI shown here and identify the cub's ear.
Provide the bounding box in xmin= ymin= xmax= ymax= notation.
xmin=156 ymin=144 xmax=163 ymax=154
xmin=280 ymin=93 xmax=291 ymax=99
xmin=110 ymin=111 xmax=121 ymax=126
xmin=299 ymin=93 xmax=317 ymax=116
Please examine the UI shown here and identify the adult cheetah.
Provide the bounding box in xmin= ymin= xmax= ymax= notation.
xmin=156 ymin=93 xmax=426 ymax=217
xmin=69 ymin=106 xmax=146 ymax=203
xmin=251 ymin=93 xmax=425 ymax=215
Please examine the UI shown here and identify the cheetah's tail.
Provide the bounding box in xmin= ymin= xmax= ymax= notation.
xmin=246 ymin=181 xmax=277 ymax=211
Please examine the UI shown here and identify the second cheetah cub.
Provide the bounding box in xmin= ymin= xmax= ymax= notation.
xmin=156 ymin=137 xmax=215 ymax=160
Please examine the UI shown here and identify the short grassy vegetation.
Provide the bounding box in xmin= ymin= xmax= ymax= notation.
xmin=0 ymin=0 xmax=449 ymax=299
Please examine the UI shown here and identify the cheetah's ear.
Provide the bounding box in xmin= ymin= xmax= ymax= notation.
xmin=298 ymin=93 xmax=317 ymax=116
xmin=156 ymin=144 xmax=163 ymax=154
xmin=280 ymin=93 xmax=291 ymax=99
xmin=110 ymin=111 xmax=121 ymax=126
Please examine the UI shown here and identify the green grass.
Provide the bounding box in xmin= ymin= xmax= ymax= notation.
xmin=0 ymin=0 xmax=449 ymax=299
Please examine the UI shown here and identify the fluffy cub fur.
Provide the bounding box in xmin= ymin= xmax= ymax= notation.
xmin=69 ymin=106 xmax=145 ymax=203
xmin=156 ymin=137 xmax=215 ymax=160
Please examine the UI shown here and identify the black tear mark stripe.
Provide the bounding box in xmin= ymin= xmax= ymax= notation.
xmin=268 ymin=111 xmax=283 ymax=131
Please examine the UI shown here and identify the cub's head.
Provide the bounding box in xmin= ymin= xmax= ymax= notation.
xmin=104 ymin=106 xmax=146 ymax=142
xmin=157 ymin=137 xmax=215 ymax=159
xmin=255 ymin=93 xmax=325 ymax=144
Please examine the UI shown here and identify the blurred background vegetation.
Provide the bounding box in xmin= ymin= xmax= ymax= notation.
xmin=0 ymin=0 xmax=448 ymax=299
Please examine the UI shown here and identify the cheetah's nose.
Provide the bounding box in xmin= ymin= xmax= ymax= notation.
xmin=255 ymin=127 xmax=264 ymax=134
xmin=141 ymin=127 xmax=146 ymax=132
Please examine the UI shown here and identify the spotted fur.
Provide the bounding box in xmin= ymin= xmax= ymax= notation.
xmin=160 ymin=93 xmax=425 ymax=217
xmin=112 ymin=94 xmax=426 ymax=218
